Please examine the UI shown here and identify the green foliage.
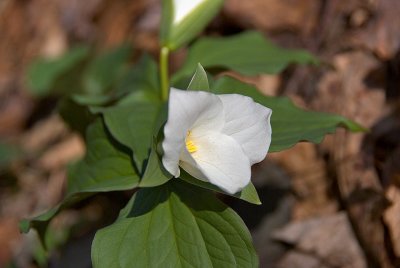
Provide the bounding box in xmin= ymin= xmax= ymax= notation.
xmin=173 ymin=31 xmax=318 ymax=83
xmin=117 ymin=54 xmax=160 ymax=99
xmin=67 ymin=119 xmax=139 ymax=194
xmin=212 ymin=76 xmax=365 ymax=152
xmin=92 ymin=180 xmax=258 ymax=268
xmin=82 ymin=44 xmax=131 ymax=95
xmin=101 ymin=103 xmax=161 ymax=172
xmin=180 ymin=171 xmax=261 ymax=205
xmin=76 ymin=53 xmax=160 ymax=106
xmin=26 ymin=45 xmax=134 ymax=102
xmin=58 ymin=98 xmax=96 ymax=136
xmin=26 ymin=46 xmax=90 ymax=96
xmin=139 ymin=140 xmax=172 ymax=187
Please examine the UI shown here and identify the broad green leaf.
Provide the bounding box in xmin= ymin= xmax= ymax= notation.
xmin=77 ymin=54 xmax=160 ymax=107
xmin=161 ymin=0 xmax=224 ymax=50
xmin=71 ymin=94 xmax=114 ymax=106
xmin=212 ymin=76 xmax=365 ymax=152
xmin=58 ymin=98 xmax=96 ymax=136
xmin=19 ymin=195 xmax=87 ymax=235
xmin=172 ymin=31 xmax=318 ymax=83
xmin=20 ymin=193 xmax=89 ymax=252
xmin=187 ymin=63 xmax=209 ymax=91
xmin=92 ymin=180 xmax=258 ymax=268
xmin=117 ymin=54 xmax=160 ymax=104
xmin=101 ymin=102 xmax=161 ymax=171
xmin=114 ymin=90 xmax=160 ymax=106
xmin=83 ymin=44 xmax=131 ymax=95
xmin=88 ymin=55 xmax=162 ymax=169
xmin=139 ymin=140 xmax=172 ymax=187
xmin=26 ymin=46 xmax=90 ymax=96
xmin=20 ymin=119 xmax=139 ymax=239
xmin=117 ymin=54 xmax=160 ymax=97
xmin=67 ymin=119 xmax=139 ymax=194
xmin=180 ymin=171 xmax=261 ymax=205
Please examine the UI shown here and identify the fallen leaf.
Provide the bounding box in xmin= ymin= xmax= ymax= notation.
xmin=383 ymin=185 xmax=400 ymax=258
xmin=351 ymin=0 xmax=400 ymax=60
xmin=316 ymin=51 xmax=392 ymax=267
xmin=38 ymin=134 xmax=84 ymax=171
xmin=269 ymin=143 xmax=337 ymax=220
xmin=224 ymin=0 xmax=321 ymax=36
xmin=273 ymin=213 xmax=367 ymax=268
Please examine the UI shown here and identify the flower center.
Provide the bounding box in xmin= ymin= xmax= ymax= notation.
xmin=186 ymin=131 xmax=197 ymax=153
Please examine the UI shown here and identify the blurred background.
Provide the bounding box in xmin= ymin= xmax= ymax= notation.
xmin=1 ymin=0 xmax=400 ymax=267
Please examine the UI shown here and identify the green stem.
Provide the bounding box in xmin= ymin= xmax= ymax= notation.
xmin=160 ymin=46 xmax=170 ymax=101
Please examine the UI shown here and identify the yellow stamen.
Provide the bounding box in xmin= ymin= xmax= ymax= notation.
xmin=186 ymin=140 xmax=198 ymax=153
xmin=186 ymin=131 xmax=197 ymax=153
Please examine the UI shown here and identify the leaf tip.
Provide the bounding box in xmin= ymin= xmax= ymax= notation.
xmin=340 ymin=119 xmax=368 ymax=133
xmin=19 ymin=219 xmax=31 ymax=233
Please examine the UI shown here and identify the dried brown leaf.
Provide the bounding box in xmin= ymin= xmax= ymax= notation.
xmin=384 ymin=185 xmax=400 ymax=258
xmin=274 ymin=213 xmax=367 ymax=268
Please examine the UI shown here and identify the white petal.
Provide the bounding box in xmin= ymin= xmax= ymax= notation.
xmin=162 ymin=88 xmax=224 ymax=177
xmin=173 ymin=0 xmax=206 ymax=24
xmin=218 ymin=94 xmax=272 ymax=165
xmin=181 ymin=131 xmax=251 ymax=194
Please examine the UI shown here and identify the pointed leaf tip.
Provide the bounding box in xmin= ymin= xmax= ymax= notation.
xmin=187 ymin=63 xmax=209 ymax=91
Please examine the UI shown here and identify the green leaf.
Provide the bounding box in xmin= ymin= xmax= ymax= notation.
xmin=21 ymin=119 xmax=139 ymax=239
xmin=82 ymin=44 xmax=132 ymax=95
xmin=172 ymin=31 xmax=318 ymax=83
xmin=161 ymin=0 xmax=224 ymax=50
xmin=71 ymin=94 xmax=114 ymax=106
xmin=26 ymin=46 xmax=90 ymax=96
xmin=88 ymin=55 xmax=162 ymax=168
xmin=92 ymin=179 xmax=258 ymax=268
xmin=19 ymin=193 xmax=91 ymax=245
xmin=187 ymin=63 xmax=209 ymax=91
xmin=101 ymin=102 xmax=161 ymax=171
xmin=77 ymin=54 xmax=161 ymax=107
xmin=139 ymin=139 xmax=172 ymax=187
xmin=212 ymin=76 xmax=366 ymax=152
xmin=116 ymin=54 xmax=160 ymax=98
xmin=67 ymin=119 xmax=139 ymax=194
xmin=58 ymin=98 xmax=96 ymax=136
xmin=180 ymin=171 xmax=261 ymax=205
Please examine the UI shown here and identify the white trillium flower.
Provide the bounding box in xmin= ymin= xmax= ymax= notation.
xmin=162 ymin=88 xmax=272 ymax=194
xmin=172 ymin=0 xmax=207 ymax=25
